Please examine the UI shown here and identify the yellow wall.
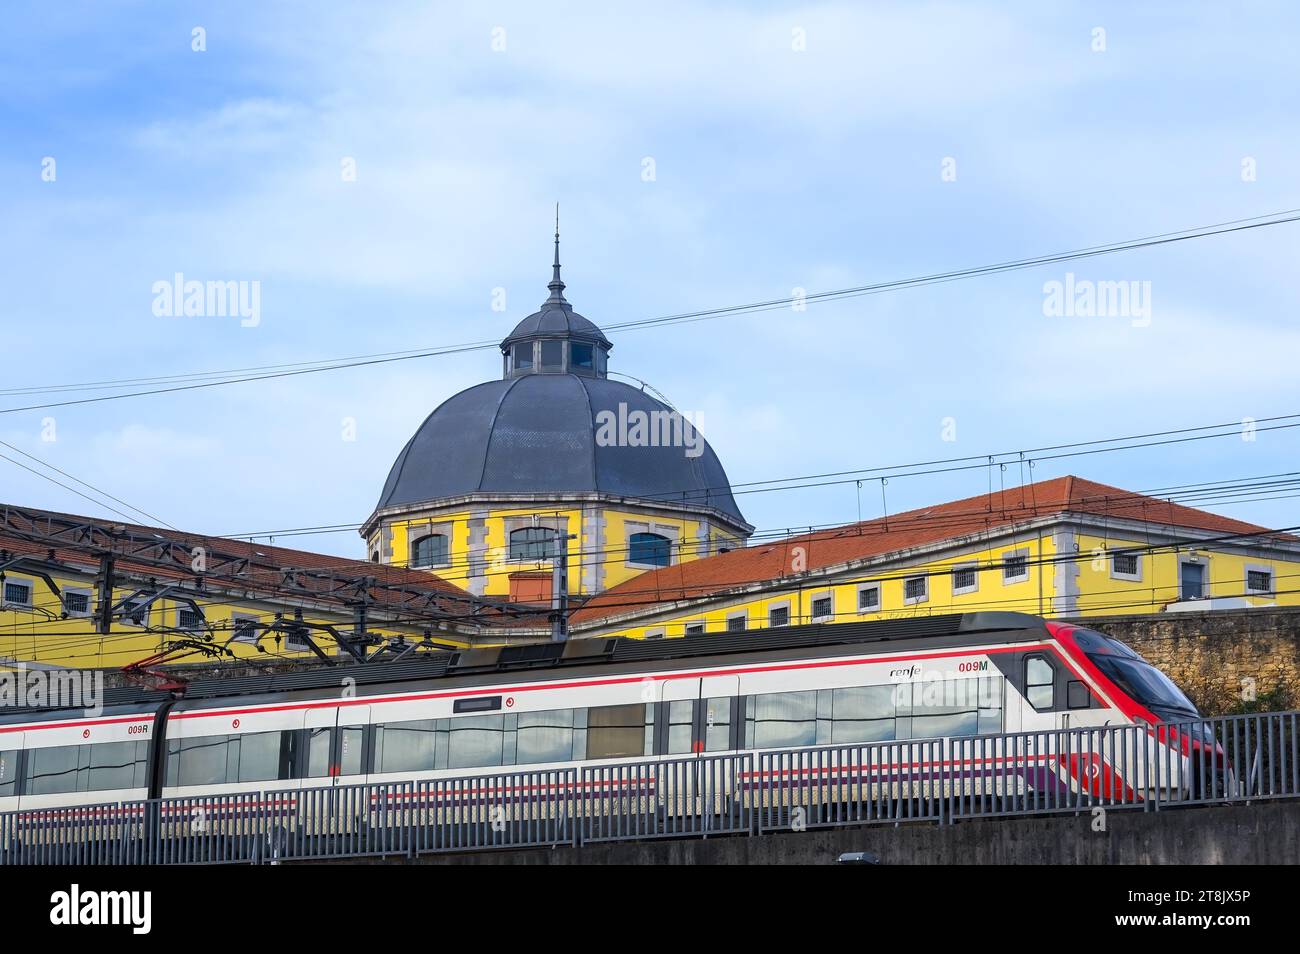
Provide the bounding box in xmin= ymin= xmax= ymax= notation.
xmin=592 ymin=535 xmax=1056 ymax=639
xmin=0 ymin=568 xmax=462 ymax=669
xmin=1072 ymin=535 xmax=1300 ymax=616
xmin=381 ymin=504 xmax=744 ymax=598
xmin=584 ymin=532 xmax=1300 ymax=639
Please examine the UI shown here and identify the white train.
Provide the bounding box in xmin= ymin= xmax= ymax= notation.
xmin=0 ymin=611 xmax=1209 ymax=820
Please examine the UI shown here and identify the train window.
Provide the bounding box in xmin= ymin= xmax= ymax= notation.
xmin=1067 ymin=680 xmax=1092 ymax=709
xmin=667 ymin=701 xmax=694 ymax=755
xmin=905 ymin=678 xmax=1004 ymax=738
xmin=27 ymin=745 xmax=80 ymax=795
xmin=447 ymin=715 xmax=506 ymax=770
xmin=84 ymin=741 xmax=148 ymax=791
xmin=30 ymin=741 xmax=148 ymax=795
xmin=586 ymin=704 xmax=651 ymax=760
xmin=0 ymin=749 xmax=17 ymax=796
xmin=746 ymin=691 xmax=818 ymax=749
xmin=704 ymin=697 xmax=733 ymax=752
xmin=236 ymin=732 xmax=282 ymax=783
xmin=374 ymin=719 xmax=442 ymax=774
xmin=828 ymin=685 xmax=897 ymax=744
xmin=1025 ymin=656 xmax=1055 ymax=710
xmin=516 ymin=709 xmax=577 ymax=765
xmin=306 ymin=728 xmax=334 ymax=778
xmin=338 ymin=727 xmax=365 ymax=776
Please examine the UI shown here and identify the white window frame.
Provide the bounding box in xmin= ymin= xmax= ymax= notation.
xmin=409 ymin=529 xmax=452 ymax=569
xmin=683 ymin=621 xmax=706 ymax=637
xmin=118 ymin=599 xmax=150 ymax=628
xmin=950 ymin=562 xmax=980 ymax=596
xmin=767 ymin=600 xmax=791 ymax=628
xmin=1001 ymin=548 xmax=1030 ymax=585
xmin=726 ymin=611 xmax=748 ymax=632
xmin=856 ymin=582 xmax=882 ymax=614
xmin=231 ymin=612 xmax=261 ymax=644
xmin=175 ymin=605 xmax=206 ymax=632
xmin=809 ymin=592 xmax=834 ymax=623
xmin=1245 ymin=563 xmax=1274 ymax=596
xmin=903 ymin=575 xmax=929 ymax=605
xmin=2 ymin=577 xmax=36 ymax=610
xmin=61 ymin=586 xmax=94 ymax=618
xmin=1109 ymin=549 xmax=1143 ymax=583
xmin=644 ymin=628 xmax=666 ymax=640
xmin=624 ymin=521 xmax=681 ymax=570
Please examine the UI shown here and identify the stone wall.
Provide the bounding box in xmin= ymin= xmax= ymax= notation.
xmin=327 ymin=800 xmax=1300 ymax=866
xmin=1060 ymin=607 xmax=1300 ymax=715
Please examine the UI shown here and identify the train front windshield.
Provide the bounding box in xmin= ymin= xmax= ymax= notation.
xmin=1088 ymin=653 xmax=1199 ymax=718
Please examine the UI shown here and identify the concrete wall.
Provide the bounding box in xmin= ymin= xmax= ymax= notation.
xmin=337 ymin=801 xmax=1300 ymax=866
xmin=1065 ymin=607 xmax=1300 ymax=714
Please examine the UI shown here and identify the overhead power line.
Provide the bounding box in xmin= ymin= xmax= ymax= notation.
xmin=2 ymin=208 xmax=1298 ymax=415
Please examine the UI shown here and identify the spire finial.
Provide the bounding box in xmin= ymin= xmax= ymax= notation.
xmin=546 ymin=202 xmax=567 ymax=303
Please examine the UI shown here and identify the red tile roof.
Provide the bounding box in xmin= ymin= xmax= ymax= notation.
xmin=572 ymin=475 xmax=1283 ymax=623
xmin=0 ymin=503 xmax=548 ymax=627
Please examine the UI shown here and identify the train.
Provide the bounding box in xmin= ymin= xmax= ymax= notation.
xmin=0 ymin=610 xmax=1210 ymax=823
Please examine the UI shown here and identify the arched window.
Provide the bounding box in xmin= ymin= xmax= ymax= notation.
xmin=510 ymin=527 xmax=557 ymax=561
xmin=629 ymin=532 xmax=672 ymax=567
xmin=410 ymin=534 xmax=448 ymax=568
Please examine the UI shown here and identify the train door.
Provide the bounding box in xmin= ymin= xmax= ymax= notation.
xmin=302 ymin=705 xmax=371 ymax=788
xmin=700 ymin=675 xmax=740 ymax=754
xmin=659 ymin=675 xmax=740 ymax=757
xmin=0 ymin=733 xmax=22 ymax=813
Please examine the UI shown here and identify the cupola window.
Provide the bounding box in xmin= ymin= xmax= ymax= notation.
xmin=540 ymin=339 xmax=564 ymax=371
xmin=570 ymin=341 xmax=594 ymax=371
xmin=512 ymin=342 xmax=533 ymax=371
xmin=628 ymin=532 xmax=672 ymax=567
xmin=411 ymin=534 xmax=449 ymax=568
xmin=510 ymin=526 xmax=559 ymax=561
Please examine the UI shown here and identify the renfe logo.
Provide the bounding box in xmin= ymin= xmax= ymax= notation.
xmin=49 ymin=885 xmax=151 ymax=935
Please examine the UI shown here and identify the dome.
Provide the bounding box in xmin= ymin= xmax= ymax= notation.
xmin=502 ymin=301 xmax=611 ymax=351
xmin=375 ymin=373 xmax=747 ymax=525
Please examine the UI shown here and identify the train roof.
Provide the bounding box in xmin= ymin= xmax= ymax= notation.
xmin=0 ymin=611 xmax=1047 ymax=720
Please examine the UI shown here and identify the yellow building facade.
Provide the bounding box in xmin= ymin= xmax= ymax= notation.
xmin=569 ymin=477 xmax=1300 ymax=640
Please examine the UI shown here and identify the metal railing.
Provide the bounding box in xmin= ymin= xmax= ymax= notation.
xmin=2 ymin=710 xmax=1297 ymax=864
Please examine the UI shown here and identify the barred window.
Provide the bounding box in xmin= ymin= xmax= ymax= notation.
xmin=3 ymin=581 xmax=32 ymax=607
xmin=1112 ymin=553 xmax=1139 ymax=577
xmin=904 ymin=576 xmax=928 ymax=602
xmin=811 ymin=596 xmax=833 ymax=620
xmin=952 ymin=566 xmax=977 ymax=591
xmin=1247 ymin=569 xmax=1272 ymax=593
xmin=769 ymin=606 xmax=789 ymax=627
xmin=1003 ymin=553 xmax=1029 ymax=582
xmin=62 ymin=590 xmax=91 ymax=616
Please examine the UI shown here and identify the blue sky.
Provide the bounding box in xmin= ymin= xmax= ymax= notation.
xmin=2 ymin=1 xmax=1298 ymax=554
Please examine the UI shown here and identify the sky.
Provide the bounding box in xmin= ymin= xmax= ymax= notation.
xmin=1 ymin=1 xmax=1298 ymax=556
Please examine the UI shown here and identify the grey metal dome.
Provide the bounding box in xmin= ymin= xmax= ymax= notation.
xmin=375 ymin=374 xmax=747 ymax=524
